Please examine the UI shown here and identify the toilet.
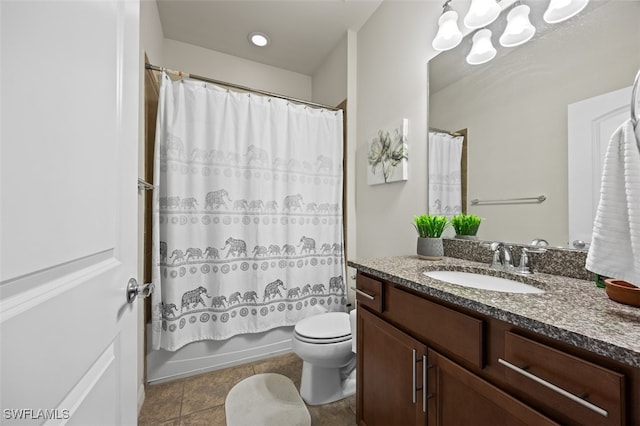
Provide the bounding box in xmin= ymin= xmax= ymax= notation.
xmin=292 ymin=310 xmax=357 ymax=405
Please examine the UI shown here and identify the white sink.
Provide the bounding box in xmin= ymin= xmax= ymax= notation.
xmin=423 ymin=270 xmax=544 ymax=294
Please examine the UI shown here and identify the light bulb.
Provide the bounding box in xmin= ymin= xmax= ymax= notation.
xmin=248 ymin=32 xmax=269 ymax=47
xmin=499 ymin=4 xmax=536 ymax=47
xmin=466 ymin=29 xmax=497 ymax=65
xmin=432 ymin=10 xmax=463 ymax=51
xmin=464 ymin=0 xmax=501 ymax=29
xmin=544 ymin=0 xmax=589 ymax=24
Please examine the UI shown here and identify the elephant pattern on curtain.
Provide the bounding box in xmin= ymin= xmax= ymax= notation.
xmin=151 ymin=73 xmax=346 ymax=351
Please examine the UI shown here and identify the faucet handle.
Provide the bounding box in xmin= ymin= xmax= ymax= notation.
xmin=490 ymin=250 xmax=502 ymax=269
xmin=489 ymin=241 xmax=503 ymax=251
xmin=517 ymin=248 xmax=531 ymax=274
xmin=517 ymin=247 xmax=545 ymax=274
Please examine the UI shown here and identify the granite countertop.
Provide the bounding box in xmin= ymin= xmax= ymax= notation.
xmin=348 ymin=255 xmax=640 ymax=368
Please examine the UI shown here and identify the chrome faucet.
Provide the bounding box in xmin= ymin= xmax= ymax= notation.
xmin=489 ymin=242 xmax=514 ymax=270
xmin=529 ymin=238 xmax=549 ymax=247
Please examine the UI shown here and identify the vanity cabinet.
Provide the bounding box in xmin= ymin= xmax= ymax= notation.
xmin=357 ymin=307 xmax=427 ymax=426
xmin=355 ymin=271 xmax=634 ymax=426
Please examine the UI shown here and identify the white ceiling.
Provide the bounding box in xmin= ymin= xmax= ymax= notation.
xmin=155 ymin=0 xmax=384 ymax=76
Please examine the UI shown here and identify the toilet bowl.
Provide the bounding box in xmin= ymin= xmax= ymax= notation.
xmin=292 ymin=311 xmax=356 ymax=405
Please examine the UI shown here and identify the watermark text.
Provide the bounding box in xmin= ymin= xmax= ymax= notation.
xmin=3 ymin=409 xmax=70 ymax=421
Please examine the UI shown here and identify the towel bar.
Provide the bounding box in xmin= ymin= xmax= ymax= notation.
xmin=631 ymin=68 xmax=639 ymax=127
xmin=471 ymin=195 xmax=546 ymax=205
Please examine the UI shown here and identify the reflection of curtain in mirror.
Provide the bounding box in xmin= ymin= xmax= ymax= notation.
xmin=428 ymin=132 xmax=463 ymax=216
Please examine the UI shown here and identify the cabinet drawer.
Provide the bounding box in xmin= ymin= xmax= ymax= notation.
xmin=503 ymin=332 xmax=625 ymax=426
xmin=385 ymin=284 xmax=484 ymax=369
xmin=355 ymin=273 xmax=383 ymax=313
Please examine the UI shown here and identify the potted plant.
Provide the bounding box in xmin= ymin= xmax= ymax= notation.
xmin=451 ymin=213 xmax=482 ymax=240
xmin=413 ymin=214 xmax=449 ymax=260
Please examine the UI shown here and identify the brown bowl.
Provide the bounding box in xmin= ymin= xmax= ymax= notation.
xmin=605 ymin=279 xmax=640 ymax=307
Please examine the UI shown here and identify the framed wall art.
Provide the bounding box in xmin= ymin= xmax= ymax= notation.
xmin=367 ymin=118 xmax=408 ymax=185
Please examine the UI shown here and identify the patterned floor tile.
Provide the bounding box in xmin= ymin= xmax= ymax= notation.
xmin=181 ymin=364 xmax=254 ymax=416
xmin=307 ymin=396 xmax=357 ymax=426
xmin=139 ymin=352 xmax=356 ymax=425
xmin=179 ymin=405 xmax=226 ymax=426
xmin=138 ymin=379 xmax=184 ymax=424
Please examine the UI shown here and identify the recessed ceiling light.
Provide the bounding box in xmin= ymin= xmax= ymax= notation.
xmin=249 ymin=32 xmax=269 ymax=47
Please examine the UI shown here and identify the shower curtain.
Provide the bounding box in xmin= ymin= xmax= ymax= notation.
xmin=428 ymin=131 xmax=463 ymax=215
xmin=151 ymin=73 xmax=346 ymax=351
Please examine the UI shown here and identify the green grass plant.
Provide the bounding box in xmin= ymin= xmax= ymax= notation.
xmin=451 ymin=213 xmax=482 ymax=236
xmin=413 ymin=214 xmax=449 ymax=238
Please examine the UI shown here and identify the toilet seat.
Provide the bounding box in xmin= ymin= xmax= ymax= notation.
xmin=294 ymin=312 xmax=351 ymax=344
xmin=294 ymin=333 xmax=351 ymax=344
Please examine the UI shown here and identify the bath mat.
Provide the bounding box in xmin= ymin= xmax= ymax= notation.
xmin=225 ymin=373 xmax=311 ymax=426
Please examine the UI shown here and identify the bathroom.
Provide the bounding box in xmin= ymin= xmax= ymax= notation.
xmin=1 ymin=0 xmax=639 ymax=424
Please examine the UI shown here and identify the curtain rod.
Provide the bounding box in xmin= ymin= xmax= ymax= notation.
xmin=429 ymin=127 xmax=462 ymax=136
xmin=145 ymin=63 xmax=341 ymax=112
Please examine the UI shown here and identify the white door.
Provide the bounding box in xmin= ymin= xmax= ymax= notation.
xmin=0 ymin=1 xmax=139 ymax=425
xmin=568 ymin=86 xmax=632 ymax=249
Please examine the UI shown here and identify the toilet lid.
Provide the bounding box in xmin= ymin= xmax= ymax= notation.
xmin=294 ymin=312 xmax=351 ymax=340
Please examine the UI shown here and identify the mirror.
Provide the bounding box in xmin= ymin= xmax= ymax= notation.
xmin=428 ymin=0 xmax=640 ymax=248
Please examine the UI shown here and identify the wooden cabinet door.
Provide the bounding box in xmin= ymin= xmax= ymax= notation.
xmin=357 ymin=307 xmax=428 ymax=426
xmin=427 ymin=349 xmax=558 ymax=426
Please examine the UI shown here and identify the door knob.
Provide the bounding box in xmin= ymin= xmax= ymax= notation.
xmin=126 ymin=278 xmax=154 ymax=304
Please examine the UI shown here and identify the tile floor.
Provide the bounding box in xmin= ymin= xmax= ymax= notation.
xmin=138 ymin=352 xmax=356 ymax=425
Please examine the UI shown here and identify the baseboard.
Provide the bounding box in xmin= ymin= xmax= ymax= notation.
xmin=137 ymin=383 xmax=145 ymax=414
xmin=146 ymin=325 xmax=294 ymax=384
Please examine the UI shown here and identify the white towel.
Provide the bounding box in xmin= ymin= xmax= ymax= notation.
xmin=586 ymin=119 xmax=640 ymax=286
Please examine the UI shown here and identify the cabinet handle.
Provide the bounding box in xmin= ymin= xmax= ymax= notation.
xmin=350 ymin=286 xmax=375 ymax=300
xmin=412 ymin=349 xmax=417 ymax=404
xmin=421 ymin=356 xmax=433 ymax=413
xmin=422 ymin=355 xmax=427 ymax=413
xmin=498 ymin=358 xmax=608 ymax=418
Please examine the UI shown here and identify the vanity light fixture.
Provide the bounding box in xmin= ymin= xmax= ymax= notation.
xmin=435 ymin=0 xmax=590 ymax=66
xmin=463 ymin=0 xmax=501 ymax=29
xmin=543 ymin=0 xmax=589 ymax=24
xmin=499 ymin=3 xmax=536 ymax=47
xmin=248 ymin=32 xmax=269 ymax=47
xmin=432 ymin=0 xmax=463 ymax=51
xmin=466 ymin=29 xmax=497 ymax=65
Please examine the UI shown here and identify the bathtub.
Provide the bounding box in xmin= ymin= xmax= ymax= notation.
xmin=146 ymin=324 xmax=294 ymax=383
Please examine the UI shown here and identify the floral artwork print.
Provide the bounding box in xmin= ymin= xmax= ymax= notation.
xmin=367 ymin=118 xmax=408 ymax=185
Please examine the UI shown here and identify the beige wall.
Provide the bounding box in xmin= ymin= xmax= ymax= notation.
xmin=141 ymin=0 xmax=164 ymax=64
xmin=163 ymin=39 xmax=312 ymax=100
xmin=355 ymin=1 xmax=441 ymax=258
xmin=429 ymin=1 xmax=640 ymax=247
xmin=312 ymin=35 xmax=348 ymax=108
